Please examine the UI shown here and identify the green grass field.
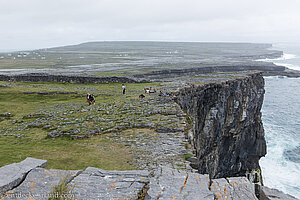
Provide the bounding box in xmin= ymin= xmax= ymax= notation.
xmin=0 ymin=81 xmax=172 ymax=170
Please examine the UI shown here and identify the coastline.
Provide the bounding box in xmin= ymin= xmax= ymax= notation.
xmin=258 ymin=52 xmax=300 ymax=78
xmin=260 ymin=76 xmax=300 ymax=199
xmin=258 ymin=46 xmax=300 ymax=199
xmin=0 ymin=41 xmax=298 ymax=199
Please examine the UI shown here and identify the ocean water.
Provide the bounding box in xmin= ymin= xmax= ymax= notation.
xmin=269 ymin=43 xmax=300 ymax=71
xmin=259 ymin=43 xmax=300 ymax=199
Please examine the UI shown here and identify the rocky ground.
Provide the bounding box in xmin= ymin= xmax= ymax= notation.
xmin=0 ymin=74 xmax=299 ymax=199
xmin=0 ymin=81 xmax=192 ymax=171
xmin=1 ymin=158 xmax=295 ymax=200
xmin=0 ymin=72 xmax=263 ymax=171
xmin=0 ymin=158 xmax=255 ymax=200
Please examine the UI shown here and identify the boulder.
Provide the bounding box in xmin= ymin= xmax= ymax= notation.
xmin=1 ymin=168 xmax=82 ymax=200
xmin=260 ymin=186 xmax=298 ymax=200
xmin=0 ymin=158 xmax=47 ymax=194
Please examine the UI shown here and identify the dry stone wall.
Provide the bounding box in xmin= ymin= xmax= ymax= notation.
xmin=0 ymin=74 xmax=146 ymax=83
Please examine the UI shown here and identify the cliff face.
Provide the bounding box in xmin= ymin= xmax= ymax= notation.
xmin=175 ymin=73 xmax=267 ymax=179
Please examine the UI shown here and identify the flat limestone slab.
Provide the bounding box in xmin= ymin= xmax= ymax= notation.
xmin=210 ymin=177 xmax=258 ymax=200
xmin=146 ymin=167 xmax=214 ymax=200
xmin=1 ymin=168 xmax=82 ymax=200
xmin=70 ymin=167 xmax=149 ymax=200
xmin=0 ymin=158 xmax=47 ymax=195
xmin=260 ymin=186 xmax=298 ymax=200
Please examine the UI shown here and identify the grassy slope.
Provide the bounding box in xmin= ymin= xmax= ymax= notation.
xmin=0 ymin=81 xmax=160 ymax=170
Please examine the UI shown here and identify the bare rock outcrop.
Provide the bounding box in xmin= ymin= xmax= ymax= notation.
xmin=175 ymin=72 xmax=267 ymax=179
xmin=0 ymin=158 xmax=47 ymax=194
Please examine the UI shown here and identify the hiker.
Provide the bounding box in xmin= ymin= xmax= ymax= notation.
xmin=86 ymin=93 xmax=91 ymax=105
xmin=90 ymin=94 xmax=95 ymax=105
xmin=122 ymin=84 xmax=126 ymax=95
xmin=149 ymin=87 xmax=156 ymax=93
xmin=145 ymin=88 xmax=150 ymax=94
xmin=139 ymin=94 xmax=145 ymax=99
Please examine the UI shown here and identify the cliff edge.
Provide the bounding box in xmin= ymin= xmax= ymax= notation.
xmin=1 ymin=72 xmax=297 ymax=199
xmin=175 ymin=72 xmax=267 ymax=179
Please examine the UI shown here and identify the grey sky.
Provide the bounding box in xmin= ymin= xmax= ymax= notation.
xmin=1 ymin=0 xmax=300 ymax=51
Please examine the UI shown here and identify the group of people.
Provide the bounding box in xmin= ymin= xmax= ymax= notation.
xmin=138 ymin=87 xmax=170 ymax=99
xmin=144 ymin=87 xmax=156 ymax=94
xmin=86 ymin=93 xmax=95 ymax=105
xmin=86 ymin=84 xmax=170 ymax=104
xmin=158 ymin=91 xmax=170 ymax=97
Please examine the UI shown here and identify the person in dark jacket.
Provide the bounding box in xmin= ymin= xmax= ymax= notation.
xmin=90 ymin=94 xmax=95 ymax=105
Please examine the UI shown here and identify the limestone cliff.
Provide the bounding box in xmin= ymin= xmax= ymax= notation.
xmin=175 ymin=72 xmax=267 ymax=179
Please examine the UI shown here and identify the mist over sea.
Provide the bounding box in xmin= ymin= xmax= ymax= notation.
xmin=259 ymin=43 xmax=300 ymax=199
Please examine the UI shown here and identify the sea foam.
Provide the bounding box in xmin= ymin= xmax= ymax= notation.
xmin=257 ymin=53 xmax=300 ymax=71
xmin=260 ymin=76 xmax=300 ymax=199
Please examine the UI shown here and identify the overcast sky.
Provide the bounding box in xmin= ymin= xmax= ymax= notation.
xmin=1 ymin=0 xmax=300 ymax=51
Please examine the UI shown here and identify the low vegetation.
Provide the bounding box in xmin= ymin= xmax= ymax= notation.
xmin=183 ymin=153 xmax=194 ymax=160
xmin=0 ymin=81 xmax=186 ymax=170
xmin=48 ymin=176 xmax=75 ymax=200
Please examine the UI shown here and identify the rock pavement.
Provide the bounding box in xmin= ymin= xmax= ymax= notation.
xmin=1 ymin=168 xmax=81 ymax=200
xmin=1 ymin=158 xmax=296 ymax=200
xmin=146 ymin=166 xmax=214 ymax=200
xmin=70 ymin=167 xmax=149 ymax=200
xmin=0 ymin=158 xmax=47 ymax=195
xmin=210 ymin=177 xmax=258 ymax=200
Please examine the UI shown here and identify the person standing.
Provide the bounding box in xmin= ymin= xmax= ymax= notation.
xmin=86 ymin=93 xmax=91 ymax=105
xmin=122 ymin=84 xmax=126 ymax=95
xmin=90 ymin=94 xmax=95 ymax=104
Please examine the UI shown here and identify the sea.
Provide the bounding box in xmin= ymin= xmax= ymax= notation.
xmin=259 ymin=43 xmax=300 ymax=199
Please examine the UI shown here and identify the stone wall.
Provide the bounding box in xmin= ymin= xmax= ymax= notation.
xmin=0 ymin=73 xmax=146 ymax=83
xmin=133 ymin=64 xmax=300 ymax=80
xmin=174 ymin=72 xmax=267 ymax=179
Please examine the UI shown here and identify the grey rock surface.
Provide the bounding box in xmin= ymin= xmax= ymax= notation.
xmin=0 ymin=113 xmax=12 ymax=118
xmin=0 ymin=158 xmax=297 ymax=200
xmin=1 ymin=168 xmax=82 ymax=200
xmin=210 ymin=177 xmax=258 ymax=200
xmin=70 ymin=167 xmax=149 ymax=200
xmin=0 ymin=158 xmax=47 ymax=195
xmin=260 ymin=186 xmax=298 ymax=200
xmin=175 ymin=72 xmax=266 ymax=179
xmin=146 ymin=167 xmax=214 ymax=200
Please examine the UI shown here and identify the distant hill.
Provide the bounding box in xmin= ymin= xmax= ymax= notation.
xmin=0 ymin=41 xmax=284 ymax=77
